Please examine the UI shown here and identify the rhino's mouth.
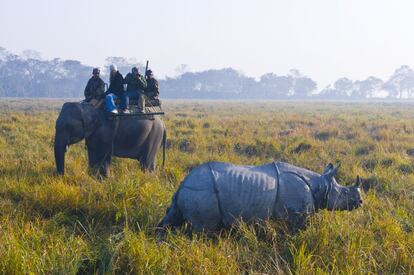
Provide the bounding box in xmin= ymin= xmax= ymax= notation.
xmin=345 ymin=198 xmax=363 ymax=210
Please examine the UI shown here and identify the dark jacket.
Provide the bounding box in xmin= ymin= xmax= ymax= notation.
xmin=84 ymin=76 xmax=105 ymax=101
xmin=125 ymin=73 xmax=147 ymax=92
xmin=108 ymin=71 xmax=124 ymax=97
xmin=145 ymin=77 xmax=159 ymax=98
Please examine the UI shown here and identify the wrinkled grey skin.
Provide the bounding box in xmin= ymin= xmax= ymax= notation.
xmin=54 ymin=102 xmax=166 ymax=177
xmin=158 ymin=161 xmax=363 ymax=233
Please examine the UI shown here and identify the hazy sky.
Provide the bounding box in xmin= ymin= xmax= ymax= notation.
xmin=1 ymin=0 xmax=414 ymax=87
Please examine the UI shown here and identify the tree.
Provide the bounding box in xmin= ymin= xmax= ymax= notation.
xmin=352 ymin=77 xmax=383 ymax=98
xmin=258 ymin=73 xmax=293 ymax=98
xmin=105 ymin=57 xmax=144 ymax=75
xmin=0 ymin=46 xmax=9 ymax=60
xmin=286 ymin=70 xmax=317 ymax=98
xmin=22 ymin=49 xmax=41 ymax=60
xmin=175 ymin=64 xmax=190 ymax=76
xmin=384 ymin=65 xmax=414 ymax=99
xmin=293 ymin=76 xmax=317 ymax=98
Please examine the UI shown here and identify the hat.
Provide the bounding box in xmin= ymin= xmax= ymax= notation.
xmin=109 ymin=64 xmax=117 ymax=72
xmin=145 ymin=69 xmax=153 ymax=76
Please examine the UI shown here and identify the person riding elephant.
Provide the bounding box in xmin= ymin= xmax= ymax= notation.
xmin=54 ymin=101 xmax=166 ymax=177
xmin=123 ymin=67 xmax=147 ymax=113
xmin=145 ymin=69 xmax=159 ymax=99
xmin=105 ymin=64 xmax=125 ymax=114
xmin=84 ymin=68 xmax=105 ymax=103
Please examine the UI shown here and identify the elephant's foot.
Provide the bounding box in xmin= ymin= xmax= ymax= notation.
xmin=89 ymin=164 xmax=110 ymax=179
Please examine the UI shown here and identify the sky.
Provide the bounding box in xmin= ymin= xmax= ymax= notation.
xmin=1 ymin=0 xmax=414 ymax=87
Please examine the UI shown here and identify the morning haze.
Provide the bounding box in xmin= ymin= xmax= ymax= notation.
xmin=1 ymin=0 xmax=414 ymax=88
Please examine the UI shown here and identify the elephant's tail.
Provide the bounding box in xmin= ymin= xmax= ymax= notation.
xmin=162 ymin=128 xmax=167 ymax=168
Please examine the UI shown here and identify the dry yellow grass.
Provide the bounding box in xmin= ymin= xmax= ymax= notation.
xmin=0 ymin=99 xmax=413 ymax=274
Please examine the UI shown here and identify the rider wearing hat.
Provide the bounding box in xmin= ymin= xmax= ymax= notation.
xmin=144 ymin=69 xmax=159 ymax=99
xmin=123 ymin=66 xmax=147 ymax=113
xmin=84 ymin=68 xmax=105 ymax=103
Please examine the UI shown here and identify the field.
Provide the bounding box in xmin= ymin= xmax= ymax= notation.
xmin=0 ymin=99 xmax=414 ymax=274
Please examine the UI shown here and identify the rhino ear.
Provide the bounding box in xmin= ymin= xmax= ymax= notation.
xmin=323 ymin=163 xmax=334 ymax=174
xmin=324 ymin=163 xmax=340 ymax=179
xmin=355 ymin=175 xmax=362 ymax=187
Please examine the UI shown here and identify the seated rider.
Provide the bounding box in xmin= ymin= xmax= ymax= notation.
xmin=105 ymin=64 xmax=125 ymax=114
xmin=123 ymin=67 xmax=147 ymax=113
xmin=84 ymin=68 xmax=105 ymax=104
xmin=144 ymin=69 xmax=160 ymax=100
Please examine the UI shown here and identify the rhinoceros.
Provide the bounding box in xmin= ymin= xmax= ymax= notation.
xmin=158 ymin=161 xmax=363 ymax=232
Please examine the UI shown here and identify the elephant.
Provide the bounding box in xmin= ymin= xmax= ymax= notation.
xmin=158 ymin=161 xmax=363 ymax=233
xmin=54 ymin=101 xmax=166 ymax=177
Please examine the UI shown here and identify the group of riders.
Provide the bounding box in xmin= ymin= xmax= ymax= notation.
xmin=84 ymin=65 xmax=159 ymax=114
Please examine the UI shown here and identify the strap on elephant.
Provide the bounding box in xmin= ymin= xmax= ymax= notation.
xmin=92 ymin=98 xmax=105 ymax=110
xmin=207 ymin=163 xmax=226 ymax=228
xmin=80 ymin=98 xmax=105 ymax=110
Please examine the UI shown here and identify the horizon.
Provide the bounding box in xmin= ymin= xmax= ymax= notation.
xmin=0 ymin=44 xmax=410 ymax=90
xmin=1 ymin=0 xmax=414 ymax=88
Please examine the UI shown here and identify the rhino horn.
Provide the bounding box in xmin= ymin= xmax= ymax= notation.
xmin=324 ymin=163 xmax=340 ymax=179
xmin=355 ymin=175 xmax=362 ymax=187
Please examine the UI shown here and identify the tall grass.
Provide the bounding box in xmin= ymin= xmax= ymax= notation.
xmin=0 ymin=99 xmax=413 ymax=274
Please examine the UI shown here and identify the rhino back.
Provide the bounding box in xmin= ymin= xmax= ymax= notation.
xmin=180 ymin=163 xmax=215 ymax=191
xmin=209 ymin=162 xmax=278 ymax=225
xmin=276 ymin=162 xmax=321 ymax=181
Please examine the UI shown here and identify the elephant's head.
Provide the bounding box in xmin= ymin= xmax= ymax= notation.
xmin=321 ymin=163 xmax=363 ymax=211
xmin=54 ymin=102 xmax=100 ymax=175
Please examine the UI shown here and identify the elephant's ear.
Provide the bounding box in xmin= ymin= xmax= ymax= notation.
xmin=80 ymin=105 xmax=100 ymax=138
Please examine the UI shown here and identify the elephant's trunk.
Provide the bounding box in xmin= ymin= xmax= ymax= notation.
xmin=54 ymin=130 xmax=67 ymax=175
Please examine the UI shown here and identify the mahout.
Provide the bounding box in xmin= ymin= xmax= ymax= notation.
xmin=158 ymin=161 xmax=363 ymax=234
xmin=54 ymin=101 xmax=166 ymax=177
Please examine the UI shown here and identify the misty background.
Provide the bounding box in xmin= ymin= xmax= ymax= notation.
xmin=0 ymin=46 xmax=413 ymax=99
xmin=1 ymin=0 xmax=414 ymax=100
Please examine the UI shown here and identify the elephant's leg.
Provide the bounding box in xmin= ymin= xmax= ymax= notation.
xmin=139 ymin=145 xmax=157 ymax=172
xmin=97 ymin=153 xmax=112 ymax=177
xmin=87 ymin=139 xmax=113 ymax=178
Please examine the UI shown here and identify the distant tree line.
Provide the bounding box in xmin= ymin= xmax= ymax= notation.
xmin=1 ymin=46 xmax=414 ymax=99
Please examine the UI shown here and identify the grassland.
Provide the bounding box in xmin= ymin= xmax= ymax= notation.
xmin=0 ymin=99 xmax=413 ymax=274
